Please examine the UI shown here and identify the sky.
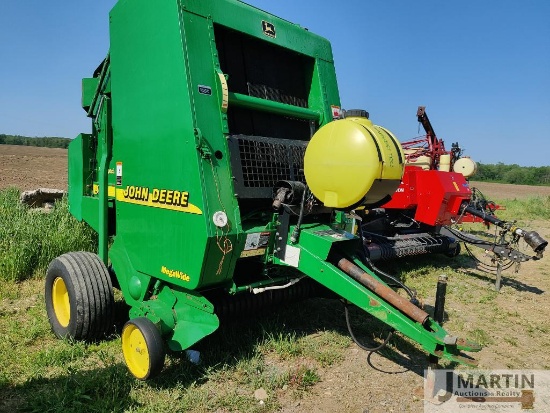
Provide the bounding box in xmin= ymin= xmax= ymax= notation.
xmin=0 ymin=0 xmax=548 ymax=166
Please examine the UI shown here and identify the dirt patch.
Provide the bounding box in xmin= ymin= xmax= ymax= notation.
xmin=279 ymin=347 xmax=426 ymax=413
xmin=0 ymin=145 xmax=68 ymax=191
xmin=469 ymin=181 xmax=550 ymax=200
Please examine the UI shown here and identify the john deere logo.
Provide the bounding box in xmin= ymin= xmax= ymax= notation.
xmin=262 ymin=20 xmax=276 ymax=38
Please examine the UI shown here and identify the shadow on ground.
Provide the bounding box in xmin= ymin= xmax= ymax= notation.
xmin=0 ymin=296 xmax=434 ymax=412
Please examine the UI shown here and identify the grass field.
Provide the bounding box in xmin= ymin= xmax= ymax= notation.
xmin=0 ymin=188 xmax=97 ymax=283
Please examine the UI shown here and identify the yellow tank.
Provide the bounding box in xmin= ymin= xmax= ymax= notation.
xmin=406 ymin=154 xmax=431 ymax=170
xmin=304 ymin=115 xmax=404 ymax=209
xmin=453 ymin=157 xmax=478 ymax=178
xmin=439 ymin=154 xmax=451 ymax=172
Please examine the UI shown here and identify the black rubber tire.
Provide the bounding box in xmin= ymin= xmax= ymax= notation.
xmin=45 ymin=251 xmax=115 ymax=340
xmin=122 ymin=317 xmax=166 ymax=380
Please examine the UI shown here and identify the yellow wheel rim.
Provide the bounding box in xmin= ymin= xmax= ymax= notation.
xmin=52 ymin=277 xmax=70 ymax=327
xmin=122 ymin=324 xmax=150 ymax=379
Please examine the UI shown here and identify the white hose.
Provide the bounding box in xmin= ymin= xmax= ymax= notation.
xmin=252 ymin=277 xmax=304 ymax=294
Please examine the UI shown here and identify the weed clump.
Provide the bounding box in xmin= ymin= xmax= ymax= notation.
xmin=0 ymin=188 xmax=97 ymax=282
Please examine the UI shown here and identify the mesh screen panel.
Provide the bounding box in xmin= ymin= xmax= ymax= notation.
xmin=228 ymin=135 xmax=307 ymax=198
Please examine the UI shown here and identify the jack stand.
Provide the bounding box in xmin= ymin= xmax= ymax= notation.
xmin=423 ymin=275 xmax=448 ymax=403
xmin=434 ymin=275 xmax=447 ymax=323
xmin=494 ymin=260 xmax=503 ymax=291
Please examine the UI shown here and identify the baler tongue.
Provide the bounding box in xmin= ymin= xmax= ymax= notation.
xmin=433 ymin=335 xmax=481 ymax=367
xmin=337 ymin=255 xmax=482 ymax=364
xmin=336 ymin=256 xmax=430 ymax=325
xmin=273 ymin=224 xmax=482 ymax=366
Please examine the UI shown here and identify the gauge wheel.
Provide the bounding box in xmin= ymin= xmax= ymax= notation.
xmin=45 ymin=252 xmax=114 ymax=340
xmin=122 ymin=317 xmax=165 ymax=380
xmin=445 ymin=240 xmax=461 ymax=257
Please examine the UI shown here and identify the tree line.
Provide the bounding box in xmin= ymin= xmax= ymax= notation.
xmin=475 ymin=162 xmax=550 ymax=186
xmin=0 ymin=134 xmax=71 ymax=149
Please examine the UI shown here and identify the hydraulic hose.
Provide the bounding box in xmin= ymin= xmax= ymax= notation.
xmin=290 ymin=186 xmax=308 ymax=243
xmin=344 ymin=302 xmax=393 ymax=352
xmin=462 ymin=205 xmax=548 ymax=253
